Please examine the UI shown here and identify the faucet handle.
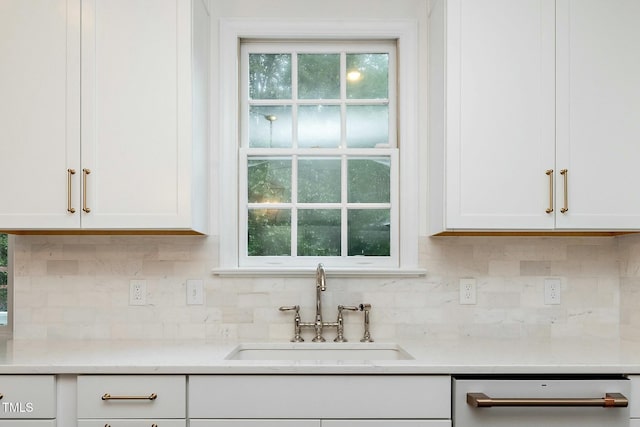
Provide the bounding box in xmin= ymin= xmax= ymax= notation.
xmin=333 ymin=305 xmax=360 ymax=343
xmin=279 ymin=305 xmax=304 ymax=342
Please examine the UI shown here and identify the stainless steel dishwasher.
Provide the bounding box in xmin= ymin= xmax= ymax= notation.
xmin=453 ymin=375 xmax=630 ymax=427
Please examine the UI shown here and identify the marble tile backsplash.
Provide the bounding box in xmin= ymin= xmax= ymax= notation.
xmin=11 ymin=234 xmax=640 ymax=341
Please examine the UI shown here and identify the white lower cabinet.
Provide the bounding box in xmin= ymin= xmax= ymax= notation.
xmin=0 ymin=422 xmax=55 ymax=427
xmin=77 ymin=421 xmax=185 ymax=427
xmin=191 ymin=422 xmax=448 ymax=427
xmin=0 ymin=375 xmax=56 ymax=425
xmin=190 ymin=422 xmax=319 ymax=427
xmin=77 ymin=375 xmax=186 ymax=426
xmin=188 ymin=375 xmax=451 ymax=425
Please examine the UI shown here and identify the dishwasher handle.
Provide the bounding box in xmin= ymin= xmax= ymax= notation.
xmin=467 ymin=392 xmax=628 ymax=408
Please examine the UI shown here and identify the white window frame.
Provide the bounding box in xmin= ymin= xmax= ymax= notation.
xmin=216 ymin=19 xmax=423 ymax=276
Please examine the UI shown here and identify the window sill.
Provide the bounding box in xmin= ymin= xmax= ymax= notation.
xmin=212 ymin=267 xmax=427 ymax=278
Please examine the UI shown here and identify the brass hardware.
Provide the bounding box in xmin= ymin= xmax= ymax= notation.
xmin=467 ymin=392 xmax=628 ymax=408
xmin=67 ymin=169 xmax=76 ymax=213
xmin=82 ymin=168 xmax=91 ymax=213
xmin=101 ymin=393 xmax=158 ymax=401
xmin=0 ymin=393 xmax=3 ymax=400
xmin=545 ymin=169 xmax=553 ymax=213
xmin=560 ymin=169 xmax=568 ymax=213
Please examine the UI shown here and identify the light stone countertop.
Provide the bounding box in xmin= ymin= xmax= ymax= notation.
xmin=1 ymin=338 xmax=640 ymax=375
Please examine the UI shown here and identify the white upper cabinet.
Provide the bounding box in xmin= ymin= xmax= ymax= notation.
xmin=0 ymin=0 xmax=209 ymax=234
xmin=555 ymin=0 xmax=640 ymax=230
xmin=430 ymin=0 xmax=640 ymax=233
xmin=0 ymin=0 xmax=81 ymax=230
xmin=430 ymin=0 xmax=556 ymax=233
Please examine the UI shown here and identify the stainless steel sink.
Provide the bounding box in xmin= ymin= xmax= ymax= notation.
xmin=225 ymin=343 xmax=414 ymax=361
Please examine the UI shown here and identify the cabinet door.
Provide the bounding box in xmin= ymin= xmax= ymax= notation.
xmin=80 ymin=0 xmax=201 ymax=230
xmin=78 ymin=421 xmax=185 ymax=427
xmin=323 ymin=422 xmax=450 ymax=427
xmin=444 ymin=0 xmax=556 ymax=230
xmin=190 ymin=422 xmax=319 ymax=427
xmin=0 ymin=0 xmax=81 ymax=230
xmin=556 ymin=0 xmax=640 ymax=229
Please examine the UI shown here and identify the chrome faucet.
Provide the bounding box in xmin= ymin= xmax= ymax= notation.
xmin=279 ymin=263 xmax=365 ymax=342
xmin=313 ymin=263 xmax=327 ymax=342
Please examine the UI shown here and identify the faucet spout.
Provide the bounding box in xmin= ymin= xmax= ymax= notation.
xmin=313 ymin=263 xmax=327 ymax=342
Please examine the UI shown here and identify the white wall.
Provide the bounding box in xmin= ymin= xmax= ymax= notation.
xmin=10 ymin=0 xmax=640 ymax=342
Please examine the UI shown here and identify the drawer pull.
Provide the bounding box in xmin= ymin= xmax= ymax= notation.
xmin=467 ymin=392 xmax=628 ymax=408
xmin=101 ymin=392 xmax=158 ymax=401
xmin=82 ymin=168 xmax=91 ymax=213
xmin=104 ymin=424 xmax=157 ymax=427
xmin=545 ymin=169 xmax=554 ymax=213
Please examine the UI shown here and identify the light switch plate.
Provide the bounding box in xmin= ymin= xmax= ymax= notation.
xmin=187 ymin=279 xmax=204 ymax=305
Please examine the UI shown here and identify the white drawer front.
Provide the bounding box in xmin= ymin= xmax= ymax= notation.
xmin=190 ymin=421 xmax=319 ymax=427
xmin=77 ymin=375 xmax=185 ymax=419
xmin=189 ymin=375 xmax=451 ymax=419
xmin=631 ymin=375 xmax=640 ymax=418
xmin=0 ymin=375 xmax=55 ymax=419
xmin=323 ymin=422 xmax=451 ymax=427
xmin=78 ymin=421 xmax=185 ymax=427
xmin=0 ymin=422 xmax=55 ymax=427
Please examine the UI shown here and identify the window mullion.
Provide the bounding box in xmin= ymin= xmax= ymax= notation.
xmin=291 ymin=154 xmax=299 ymax=257
xmin=341 ymin=154 xmax=348 ymax=257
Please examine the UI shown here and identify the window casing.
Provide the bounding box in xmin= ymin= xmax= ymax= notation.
xmin=239 ymin=42 xmax=398 ymax=268
xmin=217 ymin=19 xmax=420 ymax=275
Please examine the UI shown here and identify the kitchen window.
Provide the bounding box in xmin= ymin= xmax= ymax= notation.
xmin=240 ymin=42 xmax=397 ymax=268
xmin=217 ymin=19 xmax=421 ymax=275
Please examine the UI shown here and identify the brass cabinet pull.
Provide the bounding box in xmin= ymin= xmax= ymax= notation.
xmin=82 ymin=168 xmax=91 ymax=213
xmin=545 ymin=169 xmax=554 ymax=213
xmin=67 ymin=169 xmax=76 ymax=213
xmin=101 ymin=392 xmax=157 ymax=401
xmin=560 ymin=168 xmax=568 ymax=213
xmin=467 ymin=392 xmax=628 ymax=408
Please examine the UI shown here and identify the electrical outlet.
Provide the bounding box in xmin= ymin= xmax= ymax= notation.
xmin=459 ymin=278 xmax=477 ymax=305
xmin=129 ymin=280 xmax=146 ymax=306
xmin=544 ymin=278 xmax=561 ymax=305
xmin=186 ymin=279 xmax=204 ymax=305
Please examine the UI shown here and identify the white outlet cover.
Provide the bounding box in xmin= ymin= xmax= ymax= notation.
xmin=187 ymin=279 xmax=204 ymax=305
xmin=129 ymin=280 xmax=146 ymax=306
xmin=459 ymin=278 xmax=477 ymax=305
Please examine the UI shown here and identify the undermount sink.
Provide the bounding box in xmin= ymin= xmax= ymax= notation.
xmin=225 ymin=343 xmax=414 ymax=361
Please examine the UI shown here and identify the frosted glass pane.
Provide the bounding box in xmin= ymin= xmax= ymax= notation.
xmin=298 ymin=105 xmax=341 ymax=148
xmin=249 ymin=106 xmax=292 ymax=148
xmin=346 ymin=105 xmax=389 ymax=148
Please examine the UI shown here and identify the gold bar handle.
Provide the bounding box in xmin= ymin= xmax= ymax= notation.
xmin=101 ymin=393 xmax=157 ymax=401
xmin=560 ymin=169 xmax=568 ymax=213
xmin=467 ymin=392 xmax=628 ymax=408
xmin=545 ymin=169 xmax=553 ymax=213
xmin=103 ymin=425 xmax=157 ymax=427
xmin=67 ymin=169 xmax=76 ymax=213
xmin=82 ymin=168 xmax=91 ymax=213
